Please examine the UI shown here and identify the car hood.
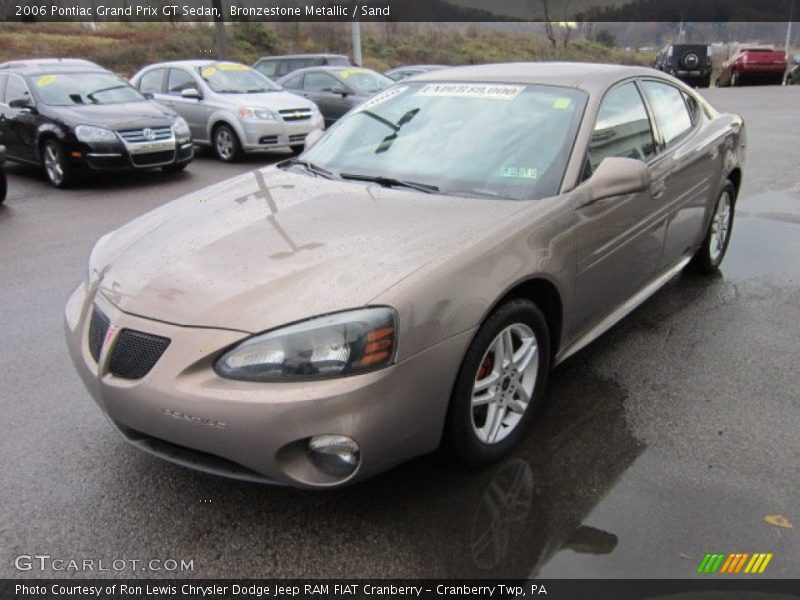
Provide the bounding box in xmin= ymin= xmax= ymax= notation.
xmin=221 ymin=90 xmax=315 ymax=111
xmin=48 ymin=100 xmax=176 ymax=129
xmin=92 ymin=167 xmax=524 ymax=333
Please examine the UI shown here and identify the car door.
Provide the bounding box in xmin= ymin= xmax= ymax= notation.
xmin=1 ymin=74 xmax=38 ymax=162
xmin=163 ymin=68 xmax=208 ymax=141
xmin=302 ymin=71 xmax=351 ymax=125
xmin=640 ymin=80 xmax=717 ymax=270
xmin=572 ymin=80 xmax=665 ymax=336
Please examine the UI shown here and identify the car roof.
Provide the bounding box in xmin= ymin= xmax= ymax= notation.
xmin=387 ymin=65 xmax=447 ymax=71
xmin=256 ymin=54 xmax=349 ymax=61
xmin=138 ymin=60 xmax=251 ymax=70
xmin=410 ymin=62 xmax=660 ymax=92
xmin=280 ymin=65 xmax=381 ymax=77
xmin=0 ymin=58 xmax=105 ymax=73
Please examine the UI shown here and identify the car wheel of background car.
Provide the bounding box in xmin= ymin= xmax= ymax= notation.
xmin=41 ymin=139 xmax=72 ymax=188
xmin=162 ymin=162 xmax=188 ymax=173
xmin=690 ymin=180 xmax=736 ymax=274
xmin=731 ymin=70 xmax=742 ymax=87
xmin=700 ymin=75 xmax=712 ymax=88
xmin=213 ymin=124 xmax=242 ymax=162
xmin=446 ymin=298 xmax=551 ymax=466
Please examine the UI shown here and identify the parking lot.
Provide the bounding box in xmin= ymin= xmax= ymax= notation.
xmin=1 ymin=86 xmax=798 ymax=578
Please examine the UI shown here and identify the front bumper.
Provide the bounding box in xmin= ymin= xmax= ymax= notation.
xmin=239 ymin=117 xmax=323 ymax=151
xmin=65 ymin=282 xmax=471 ymax=488
xmin=70 ymin=137 xmax=194 ymax=172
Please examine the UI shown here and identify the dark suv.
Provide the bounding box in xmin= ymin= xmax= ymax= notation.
xmin=0 ymin=59 xmax=193 ymax=188
xmin=653 ymin=44 xmax=713 ymax=88
xmin=253 ymin=54 xmax=351 ymax=80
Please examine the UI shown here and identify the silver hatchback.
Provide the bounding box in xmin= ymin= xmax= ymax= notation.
xmin=131 ymin=60 xmax=324 ymax=162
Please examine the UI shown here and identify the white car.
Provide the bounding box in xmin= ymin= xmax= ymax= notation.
xmin=131 ymin=60 xmax=325 ymax=161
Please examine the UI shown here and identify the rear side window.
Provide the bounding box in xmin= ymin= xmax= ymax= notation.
xmin=254 ymin=60 xmax=277 ymax=78
xmin=167 ymin=69 xmax=196 ymax=95
xmin=282 ymin=73 xmax=303 ymax=89
xmin=4 ymin=74 xmax=31 ymax=105
xmin=641 ymin=81 xmax=694 ymax=147
xmin=587 ymin=82 xmax=656 ymax=173
xmin=138 ymin=69 xmax=165 ymax=94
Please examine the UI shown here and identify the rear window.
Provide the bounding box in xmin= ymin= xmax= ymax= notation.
xmin=326 ymin=56 xmax=351 ymax=66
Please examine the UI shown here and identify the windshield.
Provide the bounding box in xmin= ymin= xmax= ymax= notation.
xmin=31 ymin=72 xmax=145 ymax=106
xmin=198 ymin=63 xmax=281 ymax=93
xmin=335 ymin=69 xmax=393 ymax=94
xmin=303 ymin=83 xmax=587 ymax=200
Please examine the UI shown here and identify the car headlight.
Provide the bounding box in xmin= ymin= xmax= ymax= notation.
xmin=215 ymin=307 xmax=397 ymax=382
xmin=238 ymin=107 xmax=276 ymax=120
xmin=75 ymin=125 xmax=118 ymax=143
xmin=172 ymin=116 xmax=190 ymax=136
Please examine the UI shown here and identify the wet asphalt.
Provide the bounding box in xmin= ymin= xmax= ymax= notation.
xmin=0 ymin=87 xmax=798 ymax=579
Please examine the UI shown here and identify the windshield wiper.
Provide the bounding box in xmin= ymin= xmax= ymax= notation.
xmin=339 ymin=173 xmax=439 ymax=194
xmin=279 ymin=158 xmax=336 ymax=179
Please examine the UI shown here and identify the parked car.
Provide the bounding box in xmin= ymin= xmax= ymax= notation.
xmin=277 ymin=66 xmax=393 ymax=126
xmin=785 ymin=53 xmax=800 ymax=85
xmin=0 ymin=144 xmax=6 ymax=204
xmin=66 ymin=63 xmax=744 ymax=489
xmin=0 ymin=60 xmax=193 ymax=188
xmin=653 ymin=44 xmax=712 ymax=87
xmin=131 ymin=60 xmax=324 ymax=162
xmin=385 ymin=65 xmax=447 ymax=81
xmin=716 ymin=46 xmax=788 ymax=86
xmin=253 ymin=54 xmax=352 ymax=80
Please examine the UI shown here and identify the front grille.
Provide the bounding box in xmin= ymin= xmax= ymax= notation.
xmin=279 ymin=108 xmax=313 ymax=122
xmin=108 ymin=329 xmax=170 ymax=380
xmin=131 ymin=150 xmax=175 ymax=167
xmin=288 ymin=134 xmax=306 ymax=143
xmin=117 ymin=126 xmax=173 ymax=143
xmin=87 ymin=307 xmax=110 ymax=362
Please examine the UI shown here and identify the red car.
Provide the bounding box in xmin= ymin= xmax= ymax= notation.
xmin=717 ymin=47 xmax=788 ymax=86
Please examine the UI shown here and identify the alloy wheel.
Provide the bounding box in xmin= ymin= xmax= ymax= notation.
xmin=471 ymin=323 xmax=539 ymax=445
xmin=43 ymin=144 xmax=64 ymax=186
xmin=215 ymin=129 xmax=234 ymax=160
xmin=709 ymin=190 xmax=732 ymax=263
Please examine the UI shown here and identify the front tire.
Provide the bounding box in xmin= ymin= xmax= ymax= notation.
xmin=213 ymin=124 xmax=242 ymax=162
xmin=446 ymin=299 xmax=551 ymax=466
xmin=690 ymin=181 xmax=736 ymax=274
xmin=0 ymin=172 xmax=6 ymax=204
xmin=41 ymin=139 xmax=72 ymax=188
xmin=731 ymin=70 xmax=742 ymax=87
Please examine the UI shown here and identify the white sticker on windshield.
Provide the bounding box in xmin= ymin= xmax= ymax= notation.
xmin=416 ymin=83 xmax=524 ymax=100
xmin=355 ymin=85 xmax=409 ymax=112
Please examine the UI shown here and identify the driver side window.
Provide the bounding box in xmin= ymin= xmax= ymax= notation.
xmin=586 ymin=82 xmax=656 ymax=177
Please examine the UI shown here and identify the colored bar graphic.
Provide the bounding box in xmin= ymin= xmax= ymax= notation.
xmin=700 ymin=552 xmax=773 ymax=574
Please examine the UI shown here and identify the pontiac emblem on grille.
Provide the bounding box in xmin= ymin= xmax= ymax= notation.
xmin=142 ymin=128 xmax=157 ymax=141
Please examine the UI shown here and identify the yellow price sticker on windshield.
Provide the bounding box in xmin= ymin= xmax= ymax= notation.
xmin=37 ymin=75 xmax=57 ymax=87
xmin=553 ymin=97 xmax=572 ymax=110
xmin=218 ymin=63 xmax=248 ymax=71
xmin=201 ymin=67 xmax=217 ymax=77
xmin=339 ymin=69 xmax=368 ymax=79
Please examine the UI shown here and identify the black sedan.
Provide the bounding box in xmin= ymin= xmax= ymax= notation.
xmin=0 ymin=60 xmax=194 ymax=188
xmin=277 ymin=66 xmax=393 ymax=127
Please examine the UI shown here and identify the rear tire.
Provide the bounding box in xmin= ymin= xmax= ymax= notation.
xmin=41 ymin=139 xmax=72 ymax=188
xmin=731 ymin=70 xmax=742 ymax=87
xmin=689 ymin=181 xmax=736 ymax=274
xmin=213 ymin=124 xmax=242 ymax=162
xmin=0 ymin=172 xmax=6 ymax=204
xmin=445 ymin=299 xmax=551 ymax=466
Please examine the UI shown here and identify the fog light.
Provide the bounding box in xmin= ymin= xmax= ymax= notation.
xmin=307 ymin=435 xmax=360 ymax=477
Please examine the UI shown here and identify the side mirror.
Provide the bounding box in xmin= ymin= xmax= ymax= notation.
xmin=181 ymin=87 xmax=202 ymax=100
xmin=303 ymin=128 xmax=325 ymax=152
xmin=582 ymin=157 xmax=651 ymax=204
xmin=9 ymin=97 xmax=34 ymax=111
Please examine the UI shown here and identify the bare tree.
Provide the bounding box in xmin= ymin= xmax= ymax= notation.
xmin=530 ymin=0 xmax=579 ymax=48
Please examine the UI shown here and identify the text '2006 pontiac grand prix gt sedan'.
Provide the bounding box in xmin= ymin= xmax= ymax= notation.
xmin=65 ymin=63 xmax=745 ymax=488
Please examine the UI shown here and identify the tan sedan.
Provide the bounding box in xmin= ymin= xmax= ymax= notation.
xmin=65 ymin=63 xmax=745 ymax=488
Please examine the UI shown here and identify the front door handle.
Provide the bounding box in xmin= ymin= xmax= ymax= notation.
xmin=652 ymin=179 xmax=667 ymax=200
